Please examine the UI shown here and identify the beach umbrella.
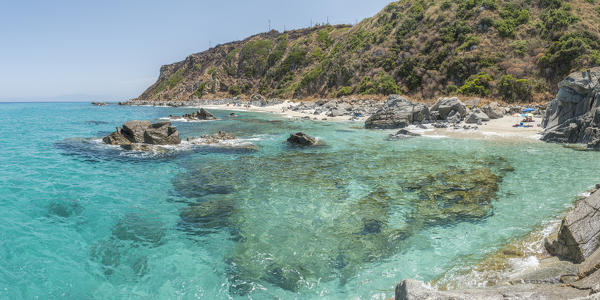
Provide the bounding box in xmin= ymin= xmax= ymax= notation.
xmin=522 ymin=108 xmax=535 ymax=113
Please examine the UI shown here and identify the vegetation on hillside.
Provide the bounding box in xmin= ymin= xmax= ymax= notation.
xmin=138 ymin=0 xmax=600 ymax=102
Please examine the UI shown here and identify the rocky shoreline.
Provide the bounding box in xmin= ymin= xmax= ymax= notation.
xmin=396 ymin=186 xmax=600 ymax=300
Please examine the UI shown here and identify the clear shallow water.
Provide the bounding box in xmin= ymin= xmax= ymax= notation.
xmin=0 ymin=102 xmax=599 ymax=299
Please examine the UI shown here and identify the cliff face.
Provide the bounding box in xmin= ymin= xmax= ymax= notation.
xmin=137 ymin=0 xmax=600 ymax=102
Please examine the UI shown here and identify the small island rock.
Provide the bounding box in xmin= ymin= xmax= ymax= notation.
xmin=287 ymin=132 xmax=317 ymax=146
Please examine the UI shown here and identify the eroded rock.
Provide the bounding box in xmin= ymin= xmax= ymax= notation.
xmin=545 ymin=189 xmax=600 ymax=263
xmin=102 ymin=120 xmax=181 ymax=151
xmin=365 ymin=95 xmax=430 ymax=129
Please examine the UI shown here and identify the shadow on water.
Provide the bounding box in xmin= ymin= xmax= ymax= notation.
xmin=171 ymin=147 xmax=515 ymax=294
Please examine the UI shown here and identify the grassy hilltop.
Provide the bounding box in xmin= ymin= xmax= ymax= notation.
xmin=137 ymin=0 xmax=600 ymax=102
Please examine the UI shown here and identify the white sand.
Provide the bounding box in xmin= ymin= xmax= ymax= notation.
xmin=184 ymin=102 xmax=544 ymax=141
xmin=423 ymin=115 xmax=544 ymax=141
xmin=190 ymin=101 xmax=366 ymax=122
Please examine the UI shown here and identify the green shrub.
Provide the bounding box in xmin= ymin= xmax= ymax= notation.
xmin=458 ymin=72 xmax=492 ymax=96
xmin=511 ymin=40 xmax=528 ymax=56
xmin=378 ymin=74 xmax=401 ymax=95
xmin=336 ymin=86 xmax=354 ymax=97
xmin=193 ymin=82 xmax=207 ymax=98
xmin=441 ymin=0 xmax=452 ymax=10
xmin=358 ymin=76 xmax=378 ymax=95
xmin=300 ymin=66 xmax=324 ymax=87
xmin=239 ymin=39 xmax=273 ymax=77
xmin=155 ymin=68 xmax=185 ymax=93
xmin=494 ymin=2 xmax=529 ymax=38
xmin=497 ymin=75 xmax=532 ymax=102
xmin=267 ymin=35 xmax=288 ymax=67
xmin=440 ymin=21 xmax=471 ymax=43
xmin=539 ymin=31 xmax=600 ymax=76
xmin=541 ymin=7 xmax=578 ymax=32
xmin=229 ymin=85 xmax=241 ymax=96
xmin=458 ymin=35 xmax=479 ymax=51
xmin=316 ymin=30 xmax=333 ymax=48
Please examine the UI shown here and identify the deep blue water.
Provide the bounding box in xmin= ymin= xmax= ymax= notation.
xmin=0 ymin=102 xmax=599 ymax=299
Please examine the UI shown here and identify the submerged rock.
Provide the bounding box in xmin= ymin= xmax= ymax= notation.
xmin=389 ymin=129 xmax=421 ymax=139
xmin=112 ymin=213 xmax=166 ymax=245
xmin=365 ymin=95 xmax=430 ymax=129
xmin=91 ymin=102 xmax=108 ymax=106
xmin=287 ymin=132 xmax=317 ymax=146
xmin=173 ymin=151 xmax=512 ymax=294
xmin=102 ymin=120 xmax=181 ymax=151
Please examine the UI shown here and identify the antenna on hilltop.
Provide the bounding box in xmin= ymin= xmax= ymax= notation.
xmin=327 ymin=16 xmax=329 ymax=24
xmin=268 ymin=19 xmax=271 ymax=31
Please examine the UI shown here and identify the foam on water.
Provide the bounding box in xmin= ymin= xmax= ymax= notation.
xmin=1 ymin=102 xmax=600 ymax=299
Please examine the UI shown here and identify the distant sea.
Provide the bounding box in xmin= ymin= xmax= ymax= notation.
xmin=0 ymin=102 xmax=598 ymax=299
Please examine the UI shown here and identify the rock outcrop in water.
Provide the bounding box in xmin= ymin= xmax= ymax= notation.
xmin=286 ymin=132 xmax=317 ymax=146
xmin=170 ymin=108 xmax=217 ymax=121
xmin=365 ymin=95 xmax=430 ymax=129
xmin=542 ymin=67 xmax=600 ymax=149
xmin=102 ymin=120 xmax=181 ymax=150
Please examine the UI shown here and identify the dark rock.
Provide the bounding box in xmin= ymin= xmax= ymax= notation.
xmin=545 ymin=189 xmax=600 ymax=263
xmin=102 ymin=128 xmax=133 ymax=145
xmin=178 ymin=108 xmax=217 ymax=120
xmin=390 ymin=129 xmax=421 ymax=139
xmin=91 ymin=102 xmax=108 ymax=106
xmin=446 ymin=110 xmax=461 ymax=124
xmin=102 ymin=120 xmax=181 ymax=150
xmin=365 ymin=95 xmax=430 ymax=129
xmin=287 ymin=132 xmax=317 ymax=146
xmin=430 ymin=97 xmax=467 ymax=120
xmin=542 ymin=68 xmax=600 ymax=149
xmin=122 ymin=120 xmax=152 ymax=143
xmin=143 ymin=122 xmax=181 ymax=145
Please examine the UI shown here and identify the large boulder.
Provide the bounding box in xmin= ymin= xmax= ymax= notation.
xmin=545 ymin=189 xmax=600 ymax=263
xmin=542 ymin=67 xmax=600 ymax=149
xmin=122 ymin=120 xmax=152 ymax=143
xmin=287 ymin=132 xmax=317 ymax=146
xmin=465 ymin=109 xmax=490 ymax=124
xmin=481 ymin=102 xmax=506 ymax=119
xmin=365 ymin=95 xmax=430 ymax=129
xmin=143 ymin=122 xmax=181 ymax=145
xmin=102 ymin=120 xmax=181 ymax=149
xmin=430 ymin=97 xmax=467 ymax=120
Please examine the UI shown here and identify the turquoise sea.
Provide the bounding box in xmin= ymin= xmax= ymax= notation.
xmin=1 ymin=102 xmax=599 ymax=299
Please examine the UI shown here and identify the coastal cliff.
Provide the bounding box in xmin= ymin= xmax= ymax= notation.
xmin=137 ymin=0 xmax=600 ymax=102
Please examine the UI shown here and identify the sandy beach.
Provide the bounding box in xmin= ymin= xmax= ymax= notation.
xmin=185 ymin=101 xmax=544 ymax=141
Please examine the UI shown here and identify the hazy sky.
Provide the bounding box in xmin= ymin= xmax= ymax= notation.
xmin=0 ymin=0 xmax=393 ymax=101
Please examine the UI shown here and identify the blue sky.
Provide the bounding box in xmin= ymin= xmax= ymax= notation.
xmin=0 ymin=0 xmax=393 ymax=101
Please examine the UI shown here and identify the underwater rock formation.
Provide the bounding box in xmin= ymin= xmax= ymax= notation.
xmin=173 ymin=150 xmax=513 ymax=293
